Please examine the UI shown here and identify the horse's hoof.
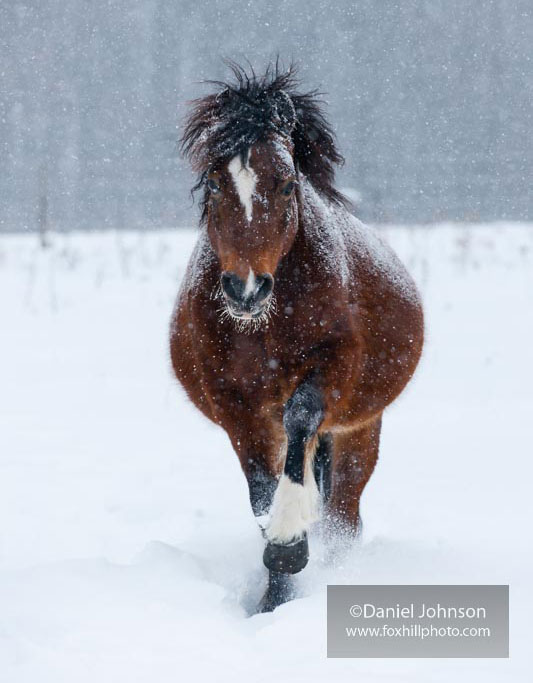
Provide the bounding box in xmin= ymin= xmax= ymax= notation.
xmin=263 ymin=533 xmax=309 ymax=574
xmin=257 ymin=571 xmax=296 ymax=613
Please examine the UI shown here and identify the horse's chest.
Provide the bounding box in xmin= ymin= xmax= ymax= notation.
xmin=211 ymin=327 xmax=309 ymax=403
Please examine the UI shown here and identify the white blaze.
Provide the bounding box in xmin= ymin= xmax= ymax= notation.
xmin=243 ymin=267 xmax=255 ymax=297
xmin=228 ymin=153 xmax=257 ymax=222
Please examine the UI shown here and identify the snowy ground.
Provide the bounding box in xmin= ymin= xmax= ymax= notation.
xmin=1 ymin=223 xmax=532 ymax=682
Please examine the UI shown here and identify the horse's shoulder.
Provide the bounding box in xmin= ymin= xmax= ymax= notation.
xmin=345 ymin=219 xmax=421 ymax=306
xmin=300 ymin=180 xmax=420 ymax=306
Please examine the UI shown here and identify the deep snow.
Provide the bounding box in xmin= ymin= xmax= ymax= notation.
xmin=0 ymin=224 xmax=532 ymax=682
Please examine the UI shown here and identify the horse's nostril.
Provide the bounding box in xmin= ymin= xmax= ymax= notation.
xmin=220 ymin=271 xmax=243 ymax=302
xmin=256 ymin=274 xmax=274 ymax=302
xmin=221 ymin=271 xmax=273 ymax=308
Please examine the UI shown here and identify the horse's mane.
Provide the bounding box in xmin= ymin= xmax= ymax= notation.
xmin=181 ymin=61 xmax=347 ymax=221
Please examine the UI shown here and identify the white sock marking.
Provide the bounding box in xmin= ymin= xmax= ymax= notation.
xmin=228 ymin=153 xmax=257 ymax=222
xmin=265 ymin=473 xmax=320 ymax=544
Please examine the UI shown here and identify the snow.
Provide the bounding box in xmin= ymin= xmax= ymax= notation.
xmin=1 ymin=224 xmax=532 ymax=682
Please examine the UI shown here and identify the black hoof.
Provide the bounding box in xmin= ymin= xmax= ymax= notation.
xmin=257 ymin=571 xmax=296 ymax=613
xmin=263 ymin=533 xmax=309 ymax=574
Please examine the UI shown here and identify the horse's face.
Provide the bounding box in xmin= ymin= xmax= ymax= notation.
xmin=206 ymin=138 xmax=298 ymax=324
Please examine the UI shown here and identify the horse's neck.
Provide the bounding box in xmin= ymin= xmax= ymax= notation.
xmin=294 ymin=177 xmax=317 ymax=246
xmin=275 ymin=186 xmax=324 ymax=282
xmin=295 ymin=179 xmax=333 ymax=244
xmin=291 ymin=178 xmax=351 ymax=287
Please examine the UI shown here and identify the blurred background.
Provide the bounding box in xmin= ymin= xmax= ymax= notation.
xmin=1 ymin=0 xmax=532 ymax=234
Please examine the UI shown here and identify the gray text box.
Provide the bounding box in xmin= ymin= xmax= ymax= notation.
xmin=327 ymin=585 xmax=508 ymax=658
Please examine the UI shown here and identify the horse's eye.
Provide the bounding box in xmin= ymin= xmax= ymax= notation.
xmin=207 ymin=178 xmax=220 ymax=194
xmin=281 ymin=180 xmax=296 ymax=197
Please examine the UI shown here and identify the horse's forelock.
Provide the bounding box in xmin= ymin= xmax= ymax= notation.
xmin=181 ymin=62 xmax=348 ymax=218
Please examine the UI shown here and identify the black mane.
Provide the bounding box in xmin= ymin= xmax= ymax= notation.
xmin=181 ymin=61 xmax=347 ymax=220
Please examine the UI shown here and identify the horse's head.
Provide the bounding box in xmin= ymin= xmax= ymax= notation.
xmin=181 ymin=62 xmax=345 ymax=329
xmin=205 ymin=138 xmax=298 ymax=321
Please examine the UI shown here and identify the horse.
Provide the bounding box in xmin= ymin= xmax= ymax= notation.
xmin=170 ymin=63 xmax=424 ymax=612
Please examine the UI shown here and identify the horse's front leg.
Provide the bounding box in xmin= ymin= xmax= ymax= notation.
xmin=259 ymin=380 xmax=323 ymax=610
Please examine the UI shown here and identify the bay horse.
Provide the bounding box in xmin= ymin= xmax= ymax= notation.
xmin=170 ymin=64 xmax=424 ymax=612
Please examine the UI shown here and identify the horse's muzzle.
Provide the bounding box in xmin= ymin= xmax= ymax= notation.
xmin=220 ymin=271 xmax=274 ymax=318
